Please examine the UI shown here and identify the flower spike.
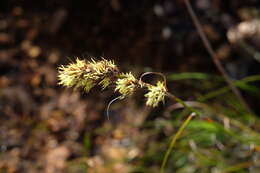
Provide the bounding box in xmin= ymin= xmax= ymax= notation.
xmin=144 ymin=81 xmax=167 ymax=107
xmin=58 ymin=58 xmax=118 ymax=92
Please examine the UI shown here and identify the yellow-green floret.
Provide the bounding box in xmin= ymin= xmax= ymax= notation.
xmin=115 ymin=72 xmax=138 ymax=98
xmin=58 ymin=58 xmax=118 ymax=92
xmin=144 ymin=81 xmax=167 ymax=107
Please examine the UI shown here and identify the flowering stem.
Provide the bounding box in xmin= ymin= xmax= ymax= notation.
xmin=58 ymin=58 xmax=201 ymax=172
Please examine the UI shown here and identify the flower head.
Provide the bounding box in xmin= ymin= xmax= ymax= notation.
xmin=58 ymin=58 xmax=118 ymax=92
xmin=144 ymin=81 xmax=167 ymax=107
xmin=89 ymin=58 xmax=118 ymax=79
xmin=115 ymin=72 xmax=138 ymax=98
xmin=58 ymin=58 xmax=88 ymax=88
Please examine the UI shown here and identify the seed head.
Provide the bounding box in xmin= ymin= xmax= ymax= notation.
xmin=58 ymin=58 xmax=118 ymax=92
xmin=144 ymin=81 xmax=167 ymax=107
xmin=115 ymin=72 xmax=138 ymax=98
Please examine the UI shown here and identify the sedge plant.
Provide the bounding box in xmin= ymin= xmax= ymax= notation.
xmin=58 ymin=57 xmax=199 ymax=172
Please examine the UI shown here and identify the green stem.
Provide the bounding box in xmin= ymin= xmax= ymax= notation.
xmin=223 ymin=161 xmax=253 ymax=173
xmin=160 ymin=113 xmax=195 ymax=173
xmin=167 ymin=92 xmax=202 ymax=116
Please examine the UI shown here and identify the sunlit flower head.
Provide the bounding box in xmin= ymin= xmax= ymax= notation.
xmin=144 ymin=81 xmax=167 ymax=107
xmin=115 ymin=72 xmax=138 ymax=98
xmin=58 ymin=58 xmax=118 ymax=92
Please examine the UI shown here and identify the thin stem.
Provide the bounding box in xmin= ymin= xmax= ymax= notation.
xmin=160 ymin=113 xmax=195 ymax=173
xmin=165 ymin=98 xmax=260 ymax=142
xmin=139 ymin=72 xmax=167 ymax=87
xmin=183 ymin=0 xmax=253 ymax=114
xmin=166 ymin=92 xmax=202 ymax=116
xmin=198 ymin=75 xmax=260 ymax=101
xmin=223 ymin=161 xmax=253 ymax=173
xmin=106 ymin=96 xmax=122 ymax=120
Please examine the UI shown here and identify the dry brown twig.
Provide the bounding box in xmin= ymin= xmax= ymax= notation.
xmin=183 ymin=0 xmax=253 ymax=114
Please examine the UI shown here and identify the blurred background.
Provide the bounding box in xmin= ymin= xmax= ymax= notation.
xmin=0 ymin=0 xmax=260 ymax=172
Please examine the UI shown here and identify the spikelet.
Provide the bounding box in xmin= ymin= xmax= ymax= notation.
xmin=115 ymin=72 xmax=138 ymax=98
xmin=144 ymin=81 xmax=167 ymax=107
xmin=58 ymin=58 xmax=118 ymax=92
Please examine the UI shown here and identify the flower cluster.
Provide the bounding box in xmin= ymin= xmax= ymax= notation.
xmin=115 ymin=72 xmax=138 ymax=98
xmin=58 ymin=58 xmax=167 ymax=107
xmin=58 ymin=58 xmax=118 ymax=92
xmin=144 ymin=81 xmax=167 ymax=107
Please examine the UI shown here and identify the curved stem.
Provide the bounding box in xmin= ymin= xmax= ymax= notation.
xmin=106 ymin=96 xmax=122 ymax=120
xmin=160 ymin=113 xmax=195 ymax=173
xmin=139 ymin=72 xmax=167 ymax=87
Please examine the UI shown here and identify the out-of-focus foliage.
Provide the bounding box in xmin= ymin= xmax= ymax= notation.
xmin=131 ymin=72 xmax=260 ymax=173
